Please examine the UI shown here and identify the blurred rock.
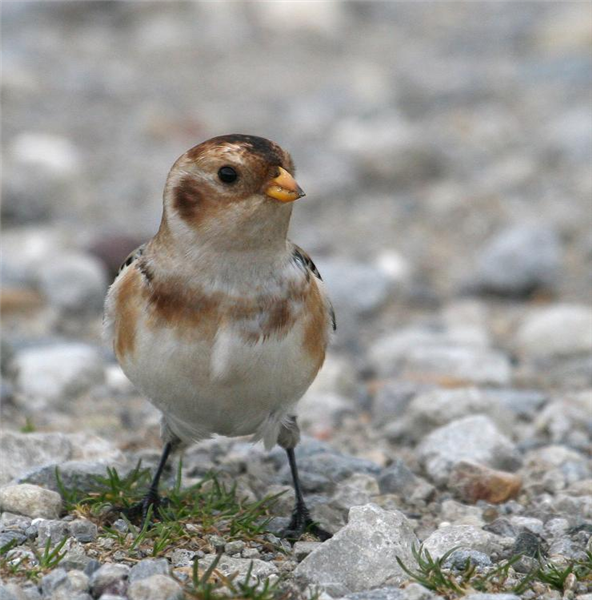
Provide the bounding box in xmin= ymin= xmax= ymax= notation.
xmin=0 ymin=484 xmax=62 ymax=520
xmin=10 ymin=133 xmax=79 ymax=177
xmin=89 ymin=564 xmax=130 ymax=598
xmin=417 ymin=415 xmax=521 ymax=486
xmin=317 ymin=258 xmax=395 ymax=316
xmin=37 ymin=253 xmax=108 ymax=316
xmin=448 ymin=461 xmax=522 ymax=504
xmin=14 ymin=343 xmax=105 ymax=402
xmin=469 ymin=224 xmax=561 ymax=297
xmin=383 ymin=387 xmax=507 ymax=442
xmin=371 ymin=381 xmax=424 ymax=425
xmin=399 ymin=346 xmax=511 ymax=386
xmin=369 ymin=326 xmax=490 ymax=377
xmin=128 ymin=559 xmax=170 ymax=584
xmin=294 ymin=504 xmax=418 ymax=595
xmin=306 ymin=354 xmax=358 ymax=398
xmin=516 ymin=304 xmax=592 ymax=357
xmin=127 ymin=574 xmax=183 ymax=600
xmin=422 ymin=525 xmax=500 ymax=559
xmin=198 ymin=554 xmax=278 ymax=583
xmin=0 ymin=431 xmax=124 ymax=486
xmin=297 ymin=392 xmax=355 ymax=439
xmin=68 ymin=520 xmax=98 ymax=543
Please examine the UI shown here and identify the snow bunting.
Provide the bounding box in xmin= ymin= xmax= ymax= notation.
xmin=104 ymin=134 xmax=335 ymax=539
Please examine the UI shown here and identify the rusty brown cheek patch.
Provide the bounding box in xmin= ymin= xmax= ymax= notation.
xmin=172 ymin=176 xmax=205 ymax=224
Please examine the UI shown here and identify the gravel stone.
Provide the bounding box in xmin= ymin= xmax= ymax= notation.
xmin=443 ymin=549 xmax=492 ymax=570
xmin=128 ymin=559 xmax=170 ymax=584
xmin=517 ymin=304 xmax=592 ymax=357
xmin=417 ymin=415 xmax=521 ymax=486
xmin=36 ymin=519 xmax=69 ymax=546
xmin=198 ymin=554 xmax=278 ymax=583
xmin=294 ymin=503 xmax=418 ymax=596
xmin=127 ymin=575 xmax=183 ymax=600
xmin=37 ymin=252 xmax=108 ymax=316
xmin=89 ymin=564 xmax=130 ymax=597
xmin=224 ymin=540 xmax=245 ymax=555
xmin=40 ymin=568 xmax=68 ymax=597
xmin=448 ymin=461 xmax=522 ymax=504
xmin=471 ymin=224 xmax=561 ymax=297
xmin=68 ymin=519 xmax=97 ymax=543
xmin=378 ymin=459 xmax=420 ymax=495
xmin=14 ymin=343 xmax=105 ymax=402
xmin=293 ymin=541 xmax=322 ymax=561
xmin=463 ymin=595 xmax=520 ymax=600
xmin=0 ymin=484 xmax=62 ymax=520
xmin=422 ymin=525 xmax=500 ymax=559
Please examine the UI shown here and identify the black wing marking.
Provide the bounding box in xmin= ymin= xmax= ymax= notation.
xmin=118 ymin=243 xmax=147 ymax=275
xmin=292 ymin=245 xmax=336 ymax=331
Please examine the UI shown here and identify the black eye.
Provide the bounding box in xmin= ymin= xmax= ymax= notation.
xmin=218 ymin=166 xmax=238 ymax=184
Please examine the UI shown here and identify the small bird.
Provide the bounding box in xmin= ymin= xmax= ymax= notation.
xmin=104 ymin=134 xmax=335 ymax=539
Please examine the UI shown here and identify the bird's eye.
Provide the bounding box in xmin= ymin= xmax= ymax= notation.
xmin=218 ymin=166 xmax=238 ymax=184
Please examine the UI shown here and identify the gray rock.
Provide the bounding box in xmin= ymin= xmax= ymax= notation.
xmin=293 ymin=541 xmax=322 ymax=561
xmin=36 ymin=519 xmax=69 ymax=546
xmin=316 ymin=258 xmax=394 ymax=316
xmin=422 ymin=525 xmax=500 ymax=559
xmin=127 ymin=574 xmax=183 ymax=600
xmin=0 ymin=432 xmax=72 ymax=486
xmin=89 ymin=563 xmax=130 ymax=597
xmin=0 ymin=585 xmax=19 ymax=600
xmin=371 ymin=381 xmax=423 ymax=424
xmin=443 ymin=549 xmax=492 ymax=570
xmin=21 ymin=460 xmax=128 ymax=494
xmin=471 ymin=224 xmax=561 ymax=297
xmin=1 ymin=511 xmax=32 ymax=529
xmin=224 ymin=540 xmax=245 ymax=555
xmin=0 ymin=484 xmax=62 ymax=519
xmin=482 ymin=389 xmax=547 ymax=418
xmin=68 ymin=519 xmax=97 ymax=543
xmin=279 ymin=452 xmax=380 ymax=492
xmin=378 ymin=460 xmax=420 ymax=496
xmin=37 ymin=252 xmax=108 ymax=316
xmin=294 ymin=503 xmax=418 ymax=596
xmin=40 ymin=568 xmax=68 ymax=597
xmin=20 ymin=584 xmax=42 ymax=600
xmin=369 ymin=326 xmax=490 ymax=378
xmin=417 ymin=415 xmax=521 ymax=486
xmin=344 ymin=588 xmax=406 ymax=600
xmin=0 ymin=530 xmax=27 ymax=548
xmin=463 ymin=595 xmax=520 ymax=600
xmin=14 ymin=343 xmax=105 ymax=402
xmin=198 ymin=554 xmax=278 ymax=583
xmin=128 ymin=559 xmax=170 ymax=584
xmin=517 ymin=304 xmax=592 ymax=357
xmin=385 ymin=387 xmax=506 ymax=442
xmin=400 ymin=346 xmax=511 ymax=386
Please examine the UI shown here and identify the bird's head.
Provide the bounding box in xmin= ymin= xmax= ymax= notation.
xmin=160 ymin=134 xmax=304 ymax=254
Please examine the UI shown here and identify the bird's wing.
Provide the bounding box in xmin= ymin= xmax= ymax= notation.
xmin=117 ymin=243 xmax=148 ymax=275
xmin=291 ymin=244 xmax=336 ymax=331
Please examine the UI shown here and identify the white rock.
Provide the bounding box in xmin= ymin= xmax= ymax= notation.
xmin=294 ymin=504 xmax=418 ymax=596
xmin=0 ymin=484 xmax=62 ymax=519
xmin=15 ymin=343 xmax=105 ymax=402
xmin=417 ymin=415 xmax=521 ymax=486
xmin=422 ymin=525 xmax=500 ymax=559
xmin=517 ymin=304 xmax=592 ymax=357
xmin=10 ymin=133 xmax=79 ymax=176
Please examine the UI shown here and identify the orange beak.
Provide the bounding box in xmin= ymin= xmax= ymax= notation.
xmin=264 ymin=167 xmax=305 ymax=203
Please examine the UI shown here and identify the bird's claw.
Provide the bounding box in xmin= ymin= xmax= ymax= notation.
xmin=281 ymin=506 xmax=332 ymax=542
xmin=123 ymin=490 xmax=167 ymax=528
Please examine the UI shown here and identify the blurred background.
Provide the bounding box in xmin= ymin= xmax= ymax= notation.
xmin=1 ymin=1 xmax=591 ymax=445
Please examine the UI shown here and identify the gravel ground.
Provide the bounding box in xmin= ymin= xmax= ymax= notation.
xmin=1 ymin=3 xmax=591 ymax=600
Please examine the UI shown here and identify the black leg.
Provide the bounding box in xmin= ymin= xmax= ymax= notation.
xmin=125 ymin=442 xmax=172 ymax=527
xmin=282 ymin=448 xmax=332 ymax=542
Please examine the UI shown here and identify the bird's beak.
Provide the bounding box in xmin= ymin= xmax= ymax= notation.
xmin=264 ymin=167 xmax=305 ymax=203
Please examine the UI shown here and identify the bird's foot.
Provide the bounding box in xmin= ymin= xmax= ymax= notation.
xmin=281 ymin=505 xmax=332 ymax=542
xmin=123 ymin=490 xmax=168 ymax=529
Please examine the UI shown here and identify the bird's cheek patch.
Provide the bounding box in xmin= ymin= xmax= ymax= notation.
xmin=172 ymin=176 xmax=204 ymax=222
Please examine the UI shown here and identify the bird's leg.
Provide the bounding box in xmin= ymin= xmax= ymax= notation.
xmin=125 ymin=442 xmax=172 ymax=527
xmin=282 ymin=446 xmax=332 ymax=542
